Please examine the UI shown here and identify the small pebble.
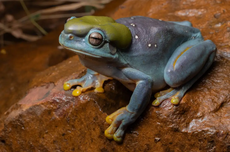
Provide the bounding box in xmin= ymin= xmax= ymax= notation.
xmin=154 ymin=137 xmax=161 ymax=143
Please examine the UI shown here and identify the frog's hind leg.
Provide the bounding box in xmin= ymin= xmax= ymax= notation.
xmin=63 ymin=69 xmax=112 ymax=96
xmin=152 ymin=39 xmax=216 ymax=106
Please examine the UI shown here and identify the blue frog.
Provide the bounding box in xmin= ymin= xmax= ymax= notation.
xmin=59 ymin=16 xmax=216 ymax=142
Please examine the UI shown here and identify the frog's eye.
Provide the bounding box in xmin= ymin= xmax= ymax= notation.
xmin=88 ymin=32 xmax=103 ymax=46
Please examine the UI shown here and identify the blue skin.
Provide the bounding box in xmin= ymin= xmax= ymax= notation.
xmin=59 ymin=16 xmax=216 ymax=142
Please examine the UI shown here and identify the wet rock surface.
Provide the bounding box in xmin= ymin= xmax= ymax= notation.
xmin=1 ymin=0 xmax=230 ymax=151
xmin=0 ymin=26 xmax=74 ymax=117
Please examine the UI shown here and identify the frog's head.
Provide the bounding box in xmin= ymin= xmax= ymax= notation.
xmin=59 ymin=16 xmax=132 ymax=59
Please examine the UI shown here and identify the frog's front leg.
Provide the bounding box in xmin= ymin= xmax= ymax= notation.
xmin=63 ymin=69 xmax=112 ymax=96
xmin=153 ymin=39 xmax=216 ymax=106
xmin=104 ymin=68 xmax=153 ymax=142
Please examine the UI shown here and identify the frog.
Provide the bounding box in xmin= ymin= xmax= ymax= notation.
xmin=59 ymin=16 xmax=216 ymax=142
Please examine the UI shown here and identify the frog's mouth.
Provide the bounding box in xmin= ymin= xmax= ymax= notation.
xmin=60 ymin=44 xmax=101 ymax=58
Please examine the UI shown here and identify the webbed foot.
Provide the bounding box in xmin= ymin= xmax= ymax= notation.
xmin=104 ymin=107 xmax=136 ymax=142
xmin=152 ymin=88 xmax=184 ymax=106
xmin=154 ymin=88 xmax=173 ymax=98
xmin=63 ymin=69 xmax=112 ymax=96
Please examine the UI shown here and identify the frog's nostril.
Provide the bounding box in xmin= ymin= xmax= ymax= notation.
xmin=69 ymin=35 xmax=74 ymax=40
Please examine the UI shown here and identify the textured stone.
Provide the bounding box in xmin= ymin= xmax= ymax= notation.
xmin=1 ymin=0 xmax=230 ymax=151
xmin=1 ymin=55 xmax=230 ymax=151
xmin=0 ymin=26 xmax=74 ymax=117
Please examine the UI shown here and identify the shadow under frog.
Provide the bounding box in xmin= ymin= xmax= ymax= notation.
xmin=59 ymin=16 xmax=216 ymax=142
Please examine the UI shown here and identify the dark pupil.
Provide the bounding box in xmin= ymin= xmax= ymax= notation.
xmin=89 ymin=32 xmax=103 ymax=46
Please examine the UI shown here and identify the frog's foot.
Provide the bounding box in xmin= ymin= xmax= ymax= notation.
xmin=63 ymin=69 xmax=112 ymax=96
xmin=104 ymin=107 xmax=136 ymax=142
xmin=154 ymin=88 xmax=173 ymax=98
xmin=152 ymin=88 xmax=185 ymax=106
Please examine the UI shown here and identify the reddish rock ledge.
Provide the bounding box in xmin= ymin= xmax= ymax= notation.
xmin=1 ymin=0 xmax=230 ymax=151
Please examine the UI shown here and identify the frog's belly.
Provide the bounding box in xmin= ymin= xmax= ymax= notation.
xmin=79 ymin=55 xmax=133 ymax=83
xmin=121 ymin=80 xmax=166 ymax=92
xmin=79 ymin=55 xmax=167 ymax=93
xmin=118 ymin=74 xmax=167 ymax=93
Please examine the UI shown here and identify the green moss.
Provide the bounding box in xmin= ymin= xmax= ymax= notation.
xmin=65 ymin=16 xmax=132 ymax=49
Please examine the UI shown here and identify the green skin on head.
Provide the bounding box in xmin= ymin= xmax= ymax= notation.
xmin=64 ymin=16 xmax=132 ymax=49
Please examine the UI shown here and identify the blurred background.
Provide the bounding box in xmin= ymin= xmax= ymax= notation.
xmin=0 ymin=0 xmax=113 ymax=50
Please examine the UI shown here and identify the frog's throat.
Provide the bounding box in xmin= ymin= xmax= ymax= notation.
xmin=61 ymin=45 xmax=101 ymax=58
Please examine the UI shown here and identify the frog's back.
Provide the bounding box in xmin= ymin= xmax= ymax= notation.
xmin=116 ymin=16 xmax=202 ymax=56
xmin=116 ymin=16 xmax=203 ymax=90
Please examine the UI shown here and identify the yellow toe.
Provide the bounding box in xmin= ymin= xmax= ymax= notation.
xmin=72 ymin=89 xmax=82 ymax=96
xmin=171 ymin=97 xmax=179 ymax=105
xmin=106 ymin=116 xmax=113 ymax=124
xmin=104 ymin=129 xmax=113 ymax=140
xmin=94 ymin=87 xmax=104 ymax=93
xmin=63 ymin=82 xmax=71 ymax=91
xmin=152 ymin=99 xmax=160 ymax=106
xmin=154 ymin=92 xmax=161 ymax=98
xmin=113 ymin=135 xmax=122 ymax=142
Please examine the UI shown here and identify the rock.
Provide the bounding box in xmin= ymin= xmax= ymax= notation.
xmin=1 ymin=55 xmax=230 ymax=151
xmin=0 ymin=56 xmax=132 ymax=151
xmin=1 ymin=0 xmax=230 ymax=151
xmin=0 ymin=26 xmax=75 ymax=116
